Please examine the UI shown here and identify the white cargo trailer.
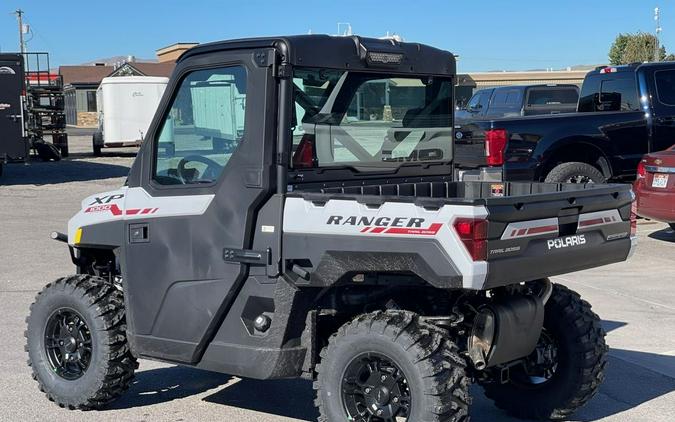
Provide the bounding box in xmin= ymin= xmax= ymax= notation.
xmin=93 ymin=76 xmax=168 ymax=155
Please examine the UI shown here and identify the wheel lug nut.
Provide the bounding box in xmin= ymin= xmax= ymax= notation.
xmin=381 ymin=375 xmax=386 ymax=381
xmin=376 ymin=409 xmax=383 ymax=416
xmin=393 ymin=397 xmax=399 ymax=403
xmin=365 ymin=388 xmax=371 ymax=393
xmin=59 ymin=341 xmax=64 ymax=346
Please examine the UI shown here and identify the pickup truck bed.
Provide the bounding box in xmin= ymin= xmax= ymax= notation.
xmin=284 ymin=180 xmax=635 ymax=290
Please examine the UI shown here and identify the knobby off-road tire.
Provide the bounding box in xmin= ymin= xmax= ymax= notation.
xmin=544 ymin=162 xmax=606 ymax=184
xmin=25 ymin=275 xmax=137 ymax=409
xmin=482 ymin=284 xmax=608 ymax=420
xmin=315 ymin=310 xmax=470 ymax=422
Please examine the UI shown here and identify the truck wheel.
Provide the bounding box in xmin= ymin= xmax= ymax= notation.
xmin=315 ymin=310 xmax=470 ymax=422
xmin=481 ymin=284 xmax=607 ymax=420
xmin=544 ymin=162 xmax=605 ymax=184
xmin=25 ymin=275 xmax=137 ymax=409
xmin=669 ymin=223 xmax=675 ymax=231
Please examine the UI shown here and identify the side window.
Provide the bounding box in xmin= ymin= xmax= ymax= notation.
xmin=491 ymin=89 xmax=508 ymax=105
xmin=598 ymin=78 xmax=639 ymax=111
xmin=654 ymin=70 xmax=675 ymax=105
xmin=505 ymin=90 xmax=522 ymax=105
xmin=153 ymin=66 xmax=247 ymax=185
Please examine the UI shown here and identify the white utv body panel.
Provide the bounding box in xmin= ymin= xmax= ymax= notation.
xmin=67 ymin=187 xmax=214 ymax=243
xmin=97 ymin=76 xmax=169 ymax=147
xmin=283 ymin=197 xmax=489 ymax=289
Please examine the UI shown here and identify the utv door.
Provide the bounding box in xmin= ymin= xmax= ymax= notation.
xmin=123 ymin=50 xmax=274 ymax=364
xmin=0 ymin=54 xmax=27 ymax=161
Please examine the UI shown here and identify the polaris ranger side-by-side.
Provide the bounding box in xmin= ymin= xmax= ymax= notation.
xmin=26 ymin=36 xmax=636 ymax=421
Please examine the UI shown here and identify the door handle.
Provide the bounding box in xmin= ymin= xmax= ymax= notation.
xmin=656 ymin=117 xmax=675 ymax=126
xmin=6 ymin=114 xmax=21 ymax=122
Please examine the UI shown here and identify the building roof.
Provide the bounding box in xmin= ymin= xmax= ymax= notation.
xmin=129 ymin=61 xmax=175 ymax=77
xmin=59 ymin=65 xmax=113 ymax=85
xmin=156 ymin=42 xmax=199 ymax=55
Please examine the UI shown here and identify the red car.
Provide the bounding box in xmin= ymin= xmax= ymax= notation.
xmin=634 ymin=145 xmax=675 ymax=230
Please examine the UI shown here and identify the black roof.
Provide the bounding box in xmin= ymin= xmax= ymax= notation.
xmin=179 ymin=35 xmax=456 ymax=76
xmin=589 ymin=61 xmax=675 ymax=75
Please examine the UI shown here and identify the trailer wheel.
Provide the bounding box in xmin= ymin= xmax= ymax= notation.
xmin=544 ymin=162 xmax=605 ymax=184
xmin=315 ymin=310 xmax=470 ymax=422
xmin=481 ymin=284 xmax=607 ymax=420
xmin=25 ymin=275 xmax=137 ymax=409
xmin=92 ymin=133 xmax=103 ymax=157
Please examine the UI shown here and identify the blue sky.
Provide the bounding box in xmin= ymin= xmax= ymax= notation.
xmin=0 ymin=0 xmax=672 ymax=72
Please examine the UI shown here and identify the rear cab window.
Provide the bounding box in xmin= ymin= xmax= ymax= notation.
xmin=578 ymin=73 xmax=639 ymax=112
xmin=290 ymin=68 xmax=454 ymax=171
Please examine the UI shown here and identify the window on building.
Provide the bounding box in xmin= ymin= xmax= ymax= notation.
xmin=86 ymin=91 xmax=97 ymax=112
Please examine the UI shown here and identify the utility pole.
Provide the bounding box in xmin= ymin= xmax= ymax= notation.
xmin=655 ymin=7 xmax=662 ymax=62
xmin=14 ymin=9 xmax=26 ymax=54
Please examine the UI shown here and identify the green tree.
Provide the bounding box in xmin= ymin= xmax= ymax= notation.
xmin=608 ymin=32 xmax=666 ymax=64
xmin=608 ymin=33 xmax=630 ymax=65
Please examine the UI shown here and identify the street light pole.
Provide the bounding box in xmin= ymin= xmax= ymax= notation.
xmin=14 ymin=9 xmax=26 ymax=54
xmin=655 ymin=7 xmax=662 ymax=62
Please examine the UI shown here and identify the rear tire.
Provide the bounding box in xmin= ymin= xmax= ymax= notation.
xmin=481 ymin=284 xmax=607 ymax=420
xmin=544 ymin=162 xmax=605 ymax=184
xmin=315 ymin=310 xmax=470 ymax=422
xmin=669 ymin=223 xmax=675 ymax=231
xmin=25 ymin=275 xmax=137 ymax=409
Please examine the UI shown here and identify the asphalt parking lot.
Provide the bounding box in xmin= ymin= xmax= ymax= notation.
xmin=0 ymin=132 xmax=673 ymax=422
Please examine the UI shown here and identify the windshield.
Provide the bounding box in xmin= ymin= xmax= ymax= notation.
xmin=291 ymin=68 xmax=454 ymax=171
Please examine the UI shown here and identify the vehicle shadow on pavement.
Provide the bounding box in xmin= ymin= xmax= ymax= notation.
xmin=648 ymin=227 xmax=675 ymax=242
xmin=105 ymin=365 xmax=232 ymax=410
xmin=203 ymin=378 xmax=319 ymax=420
xmin=0 ymin=159 xmax=129 ymax=185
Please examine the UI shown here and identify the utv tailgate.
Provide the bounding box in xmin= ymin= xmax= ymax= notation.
xmin=285 ymin=180 xmax=635 ymax=290
xmin=482 ymin=182 xmax=635 ymax=288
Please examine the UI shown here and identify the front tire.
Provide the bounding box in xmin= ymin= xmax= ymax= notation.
xmin=544 ymin=162 xmax=606 ymax=184
xmin=25 ymin=275 xmax=137 ymax=409
xmin=315 ymin=310 xmax=470 ymax=422
xmin=482 ymin=284 xmax=607 ymax=420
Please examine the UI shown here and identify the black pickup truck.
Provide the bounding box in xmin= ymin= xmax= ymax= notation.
xmin=456 ymin=62 xmax=675 ymax=183
xmin=456 ymin=84 xmax=579 ymax=122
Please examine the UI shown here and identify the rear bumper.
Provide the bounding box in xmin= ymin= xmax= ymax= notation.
xmin=634 ymin=182 xmax=675 ymax=223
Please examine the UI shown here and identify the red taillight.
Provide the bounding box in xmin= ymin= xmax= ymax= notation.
xmin=485 ymin=129 xmax=507 ymax=166
xmin=453 ymin=218 xmax=488 ymax=261
xmin=636 ymin=160 xmax=646 ymax=179
xmin=292 ymin=134 xmax=317 ymax=168
xmin=630 ymin=200 xmax=638 ymax=236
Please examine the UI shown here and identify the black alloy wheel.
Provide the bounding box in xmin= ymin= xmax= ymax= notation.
xmin=44 ymin=308 xmax=92 ymax=380
xmin=341 ymin=352 xmax=411 ymax=421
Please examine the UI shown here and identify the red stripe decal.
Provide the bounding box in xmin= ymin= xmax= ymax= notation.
xmin=517 ymin=228 xmax=527 ymax=236
xmin=370 ymin=227 xmax=386 ymax=233
xmin=360 ymin=227 xmax=371 ymax=233
xmin=384 ymin=223 xmax=443 ymax=236
xmin=141 ymin=208 xmax=153 ymax=214
xmin=152 ymin=208 xmax=159 ymax=213
xmin=125 ymin=209 xmax=140 ymax=215
xmin=526 ymin=225 xmax=558 ymax=235
xmin=579 ymin=218 xmax=604 ymax=227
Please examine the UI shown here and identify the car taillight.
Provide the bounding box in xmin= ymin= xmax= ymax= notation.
xmin=292 ymin=134 xmax=317 ymax=168
xmin=485 ymin=129 xmax=507 ymax=166
xmin=453 ymin=218 xmax=488 ymax=261
xmin=630 ymin=201 xmax=638 ymax=236
xmin=636 ymin=160 xmax=646 ymax=180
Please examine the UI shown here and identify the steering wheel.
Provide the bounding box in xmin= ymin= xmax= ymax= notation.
xmin=177 ymin=155 xmax=222 ymax=184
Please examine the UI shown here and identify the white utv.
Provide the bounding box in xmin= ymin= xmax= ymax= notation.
xmin=26 ymin=35 xmax=636 ymax=421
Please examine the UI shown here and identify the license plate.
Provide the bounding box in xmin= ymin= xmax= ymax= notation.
xmin=652 ymin=173 xmax=669 ymax=188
